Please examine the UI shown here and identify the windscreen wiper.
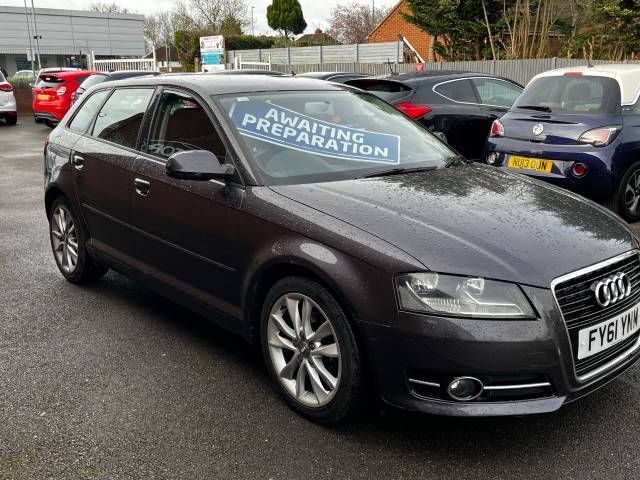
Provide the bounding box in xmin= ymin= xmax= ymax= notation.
xmin=361 ymin=166 xmax=437 ymax=179
xmin=517 ymin=105 xmax=552 ymax=113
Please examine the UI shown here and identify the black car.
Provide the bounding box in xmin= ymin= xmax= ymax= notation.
xmin=44 ymin=74 xmax=640 ymax=423
xmin=72 ymin=70 xmax=161 ymax=104
xmin=348 ymin=71 xmax=523 ymax=160
xmin=296 ymin=71 xmax=370 ymax=83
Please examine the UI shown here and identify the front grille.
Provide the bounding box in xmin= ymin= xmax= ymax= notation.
xmin=553 ymin=251 xmax=640 ymax=379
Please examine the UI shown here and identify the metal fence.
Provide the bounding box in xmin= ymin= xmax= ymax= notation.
xmin=227 ymin=42 xmax=404 ymax=66
xmin=91 ymin=55 xmax=156 ymax=73
xmin=235 ymin=57 xmax=640 ymax=86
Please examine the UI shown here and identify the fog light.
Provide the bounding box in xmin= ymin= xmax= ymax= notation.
xmin=447 ymin=377 xmax=484 ymax=401
xmin=487 ymin=152 xmax=498 ymax=165
xmin=571 ymin=162 xmax=587 ymax=177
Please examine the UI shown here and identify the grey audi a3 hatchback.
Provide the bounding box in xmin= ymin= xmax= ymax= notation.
xmin=44 ymin=74 xmax=640 ymax=423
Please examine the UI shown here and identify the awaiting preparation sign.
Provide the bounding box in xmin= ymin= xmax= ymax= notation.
xmin=230 ymin=101 xmax=401 ymax=164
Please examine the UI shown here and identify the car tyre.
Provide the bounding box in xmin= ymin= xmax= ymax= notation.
xmin=6 ymin=115 xmax=17 ymax=125
xmin=606 ymin=161 xmax=640 ymax=222
xmin=260 ymin=276 xmax=363 ymax=424
xmin=49 ymin=196 xmax=108 ymax=283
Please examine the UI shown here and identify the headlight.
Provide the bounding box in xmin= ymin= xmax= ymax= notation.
xmin=396 ymin=273 xmax=535 ymax=318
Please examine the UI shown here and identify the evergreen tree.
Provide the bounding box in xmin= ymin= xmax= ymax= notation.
xmin=267 ymin=0 xmax=307 ymax=45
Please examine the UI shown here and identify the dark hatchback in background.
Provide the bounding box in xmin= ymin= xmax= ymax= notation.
xmin=348 ymin=71 xmax=523 ymax=160
xmin=72 ymin=70 xmax=161 ymax=104
xmin=44 ymin=74 xmax=640 ymax=423
xmin=484 ymin=64 xmax=640 ymax=221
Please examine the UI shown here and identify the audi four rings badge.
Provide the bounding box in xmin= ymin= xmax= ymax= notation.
xmin=592 ymin=273 xmax=632 ymax=307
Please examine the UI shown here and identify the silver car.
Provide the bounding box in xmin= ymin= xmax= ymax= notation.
xmin=0 ymin=71 xmax=17 ymax=125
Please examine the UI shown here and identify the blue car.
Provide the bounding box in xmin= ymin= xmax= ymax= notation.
xmin=483 ymin=64 xmax=640 ymax=221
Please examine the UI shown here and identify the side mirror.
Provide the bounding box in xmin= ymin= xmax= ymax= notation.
xmin=166 ymin=150 xmax=235 ymax=181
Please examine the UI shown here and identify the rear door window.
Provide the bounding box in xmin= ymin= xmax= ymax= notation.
xmin=68 ymin=89 xmax=110 ymax=133
xmin=514 ymin=75 xmax=621 ymax=114
xmin=92 ymin=88 xmax=154 ymax=149
xmin=433 ymin=79 xmax=478 ymax=103
xmin=472 ymin=78 xmax=522 ymax=107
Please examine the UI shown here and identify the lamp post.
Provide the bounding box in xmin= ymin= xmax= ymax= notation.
xmin=251 ymin=6 xmax=255 ymax=36
xmin=30 ymin=0 xmax=42 ymax=70
xmin=22 ymin=0 xmax=35 ymax=73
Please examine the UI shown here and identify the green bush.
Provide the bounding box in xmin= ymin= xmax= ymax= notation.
xmin=8 ymin=76 xmax=35 ymax=87
xmin=226 ymin=35 xmax=276 ymax=51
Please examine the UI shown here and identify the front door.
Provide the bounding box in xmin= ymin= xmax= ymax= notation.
xmin=130 ymin=88 xmax=245 ymax=319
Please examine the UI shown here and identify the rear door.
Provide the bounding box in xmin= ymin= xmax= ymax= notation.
xmin=130 ymin=88 xmax=245 ymax=319
xmin=71 ymin=87 xmax=155 ymax=265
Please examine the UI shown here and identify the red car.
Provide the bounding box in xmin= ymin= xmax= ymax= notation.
xmin=33 ymin=70 xmax=97 ymax=127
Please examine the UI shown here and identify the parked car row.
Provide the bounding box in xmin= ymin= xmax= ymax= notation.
xmin=44 ymin=73 xmax=640 ymax=424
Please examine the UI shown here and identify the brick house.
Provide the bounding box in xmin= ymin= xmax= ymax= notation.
xmin=368 ymin=0 xmax=435 ymax=62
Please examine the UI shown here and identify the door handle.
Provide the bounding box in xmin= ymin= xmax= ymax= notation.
xmin=134 ymin=178 xmax=150 ymax=197
xmin=71 ymin=154 xmax=84 ymax=171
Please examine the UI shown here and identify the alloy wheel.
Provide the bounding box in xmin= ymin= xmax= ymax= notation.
xmin=624 ymin=170 xmax=640 ymax=215
xmin=267 ymin=293 xmax=341 ymax=408
xmin=50 ymin=206 xmax=79 ymax=274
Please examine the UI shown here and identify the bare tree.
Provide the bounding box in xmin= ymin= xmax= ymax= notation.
xmin=496 ymin=0 xmax=571 ymax=59
xmin=173 ymin=0 xmax=249 ymax=33
xmin=327 ymin=2 xmax=391 ymax=45
xmin=145 ymin=11 xmax=176 ymax=54
xmin=89 ymin=2 xmax=131 ymax=13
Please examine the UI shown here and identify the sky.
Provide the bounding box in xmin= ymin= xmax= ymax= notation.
xmin=3 ymin=0 xmax=394 ymax=36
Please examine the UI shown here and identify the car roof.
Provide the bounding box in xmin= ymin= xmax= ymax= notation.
xmin=105 ymin=73 xmax=346 ymax=95
xmin=98 ymin=70 xmax=161 ymax=79
xmin=297 ymin=72 xmax=368 ymax=79
xmin=206 ymin=69 xmax=285 ymax=76
xmin=380 ymin=70 xmax=518 ymax=85
xmin=531 ymin=64 xmax=640 ymax=105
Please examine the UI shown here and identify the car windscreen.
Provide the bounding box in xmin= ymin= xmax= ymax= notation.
xmin=36 ymin=75 xmax=65 ymax=89
xmin=0 ymin=71 xmax=5 ymax=83
xmin=79 ymin=74 xmax=109 ymax=91
xmin=513 ymin=75 xmax=621 ymax=114
xmin=216 ymin=90 xmax=457 ymax=185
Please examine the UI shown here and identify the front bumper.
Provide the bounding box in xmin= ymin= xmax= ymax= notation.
xmin=359 ymin=284 xmax=640 ymax=417
xmin=483 ymin=137 xmax=618 ymax=201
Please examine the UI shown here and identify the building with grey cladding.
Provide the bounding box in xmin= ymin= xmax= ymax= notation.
xmin=0 ymin=6 xmax=144 ymax=76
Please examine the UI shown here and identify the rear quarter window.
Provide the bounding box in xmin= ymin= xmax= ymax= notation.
xmin=68 ymin=89 xmax=110 ymax=133
xmin=433 ymin=79 xmax=478 ymax=103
